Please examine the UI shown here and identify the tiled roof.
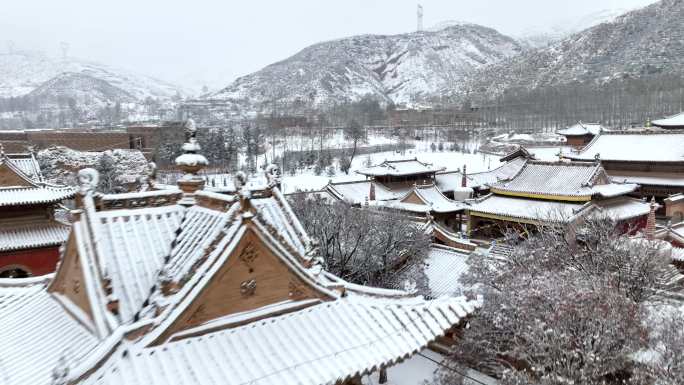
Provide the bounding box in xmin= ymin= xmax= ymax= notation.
xmin=557 ymin=122 xmax=603 ymax=136
xmin=6 ymin=153 xmax=42 ymax=182
xmin=468 ymin=195 xmax=649 ymax=224
xmin=0 ymin=220 xmax=70 ymax=251
xmin=82 ymin=295 xmax=478 ymax=385
xmin=0 ymin=277 xmax=99 ymax=385
xmin=468 ymin=195 xmax=589 ymax=224
xmin=564 ymin=131 xmax=684 ymax=163
xmin=327 ymin=180 xmax=405 ymax=204
xmin=610 ymin=172 xmax=684 ymax=187
xmin=652 ymin=112 xmax=684 ymax=128
xmin=424 ymin=245 xmax=471 ymax=297
xmin=592 ymin=197 xmax=651 ymax=221
xmin=436 ymin=157 xmax=527 ymax=192
xmin=357 ymin=159 xmax=446 ymax=177
xmin=391 ymin=184 xmax=464 ymax=213
xmin=0 ymin=185 xmax=76 ymax=206
xmin=489 ymin=161 xmax=636 ymax=199
xmin=95 ymin=204 xmax=187 ymax=323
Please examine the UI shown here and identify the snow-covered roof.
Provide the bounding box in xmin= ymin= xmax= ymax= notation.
xmin=468 ymin=195 xmax=589 ymax=224
xmin=0 ymin=164 xmax=482 ymax=385
xmin=81 ymin=295 xmax=477 ymax=385
xmin=436 ymin=157 xmax=527 ymax=192
xmin=564 ymin=131 xmax=684 ymax=163
xmin=489 ymin=161 xmax=637 ymax=200
xmin=592 ymin=197 xmax=651 ymax=221
xmin=0 ymin=185 xmax=76 ymax=206
xmin=0 ymin=220 xmax=70 ymax=252
xmin=6 ymin=153 xmax=42 ymax=182
xmin=557 ymin=122 xmax=603 ymax=136
xmin=652 ymin=112 xmax=684 ymax=128
xmin=357 ymin=158 xmax=446 ymax=177
xmin=468 ymin=194 xmax=649 ymax=225
xmin=326 ymin=180 xmax=405 ymax=204
xmin=610 ymin=172 xmax=684 ymax=187
xmin=424 ymin=245 xmax=471 ymax=297
xmin=390 ymin=184 xmax=465 ymax=214
xmin=0 ymin=153 xmax=75 ymax=206
xmin=94 ymin=204 xmax=187 ymax=323
xmin=0 ymin=277 xmax=99 ymax=385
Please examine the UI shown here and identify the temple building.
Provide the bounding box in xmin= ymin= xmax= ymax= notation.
xmin=557 ymin=121 xmax=603 ymax=148
xmin=356 ymin=158 xmax=445 ymax=187
xmin=387 ymin=183 xmax=466 ymax=230
xmin=0 ymin=123 xmax=479 ymax=385
xmin=563 ymin=130 xmax=684 ymax=203
xmin=0 ymin=150 xmax=75 ymax=277
xmin=435 ymin=152 xmax=529 ymax=197
xmin=652 ymin=112 xmax=684 ymax=130
xmin=466 ymin=160 xmax=651 ymax=237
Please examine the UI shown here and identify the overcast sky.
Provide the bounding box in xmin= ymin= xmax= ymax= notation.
xmin=1 ymin=0 xmax=659 ymax=91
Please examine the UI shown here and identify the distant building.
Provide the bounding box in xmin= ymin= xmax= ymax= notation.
xmin=556 ymin=121 xmax=603 ymax=148
xmin=0 ymin=151 xmax=74 ymax=277
xmin=0 ymin=122 xmax=182 ymax=160
xmin=563 ymin=130 xmax=684 ymax=202
xmin=652 ymin=112 xmax=684 ymax=130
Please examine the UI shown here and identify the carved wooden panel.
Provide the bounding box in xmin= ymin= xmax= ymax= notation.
xmin=157 ymin=227 xmax=333 ymax=343
xmin=402 ymin=191 xmax=425 ymax=205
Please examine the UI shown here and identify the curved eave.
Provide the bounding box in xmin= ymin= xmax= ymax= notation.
xmin=489 ymin=188 xmax=592 ymax=202
xmin=469 ymin=211 xmax=562 ymax=225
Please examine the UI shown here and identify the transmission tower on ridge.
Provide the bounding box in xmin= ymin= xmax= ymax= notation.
xmin=417 ymin=4 xmax=424 ymax=32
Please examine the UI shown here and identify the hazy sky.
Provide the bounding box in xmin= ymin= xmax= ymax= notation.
xmin=1 ymin=0 xmax=659 ymax=91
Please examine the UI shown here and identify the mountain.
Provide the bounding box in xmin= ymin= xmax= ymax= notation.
xmin=26 ymin=72 xmax=137 ymax=108
xmin=210 ymin=23 xmax=522 ymax=109
xmin=0 ymin=50 xmax=187 ymax=100
xmin=469 ymin=0 xmax=684 ymax=97
xmin=516 ymin=8 xmax=632 ymax=48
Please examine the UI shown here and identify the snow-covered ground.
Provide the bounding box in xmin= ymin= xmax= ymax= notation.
xmin=362 ymin=349 xmax=497 ymax=385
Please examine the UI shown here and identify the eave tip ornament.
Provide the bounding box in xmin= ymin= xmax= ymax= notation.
xmin=77 ymin=168 xmax=100 ymax=195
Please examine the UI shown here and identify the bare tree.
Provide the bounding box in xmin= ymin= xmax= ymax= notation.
xmin=341 ymin=119 xmax=365 ymax=174
xmin=289 ymin=195 xmax=430 ymax=287
xmin=438 ymin=216 xmax=681 ymax=385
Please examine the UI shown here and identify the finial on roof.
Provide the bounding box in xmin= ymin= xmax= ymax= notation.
xmin=77 ymin=168 xmax=99 ymax=195
xmin=0 ymin=143 xmax=4 ymax=157
xmin=594 ymin=153 xmax=601 ymax=162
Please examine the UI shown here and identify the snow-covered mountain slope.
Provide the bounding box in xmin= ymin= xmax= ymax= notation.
xmin=516 ymin=8 xmax=632 ymax=48
xmin=0 ymin=50 xmax=187 ymax=100
xmin=210 ymin=24 xmax=522 ymax=108
xmin=26 ymin=72 xmax=137 ymax=108
xmin=470 ymin=0 xmax=684 ymax=96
